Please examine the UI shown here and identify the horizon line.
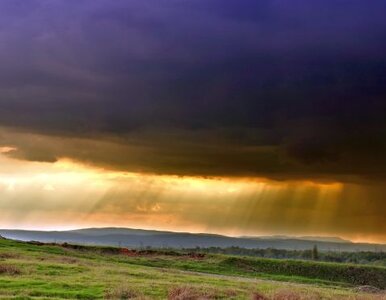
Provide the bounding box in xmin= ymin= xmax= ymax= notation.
xmin=4 ymin=226 xmax=386 ymax=245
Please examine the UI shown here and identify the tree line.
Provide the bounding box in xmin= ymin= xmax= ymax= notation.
xmin=182 ymin=246 xmax=386 ymax=266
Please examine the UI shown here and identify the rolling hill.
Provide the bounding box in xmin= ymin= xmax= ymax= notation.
xmin=1 ymin=228 xmax=385 ymax=252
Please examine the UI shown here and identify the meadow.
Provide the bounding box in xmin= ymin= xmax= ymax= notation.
xmin=0 ymin=238 xmax=385 ymax=299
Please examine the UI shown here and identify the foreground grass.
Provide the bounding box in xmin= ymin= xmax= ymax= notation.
xmin=0 ymin=238 xmax=384 ymax=299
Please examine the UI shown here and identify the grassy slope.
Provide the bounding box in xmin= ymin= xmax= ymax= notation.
xmin=0 ymin=238 xmax=384 ymax=299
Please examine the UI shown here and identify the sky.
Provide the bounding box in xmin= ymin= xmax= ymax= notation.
xmin=0 ymin=0 xmax=385 ymax=243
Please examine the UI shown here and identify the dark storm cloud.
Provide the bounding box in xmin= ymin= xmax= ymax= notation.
xmin=0 ymin=0 xmax=386 ymax=180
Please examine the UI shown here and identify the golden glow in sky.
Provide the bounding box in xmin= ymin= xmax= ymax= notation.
xmin=0 ymin=151 xmax=384 ymax=243
xmin=0 ymin=0 xmax=385 ymax=248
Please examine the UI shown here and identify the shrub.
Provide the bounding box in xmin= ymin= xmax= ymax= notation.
xmin=251 ymin=291 xmax=269 ymax=300
xmin=104 ymin=285 xmax=143 ymax=299
xmin=168 ymin=286 xmax=215 ymax=300
xmin=221 ymin=257 xmax=386 ymax=289
xmin=0 ymin=264 xmax=21 ymax=275
xmin=0 ymin=252 xmax=18 ymax=259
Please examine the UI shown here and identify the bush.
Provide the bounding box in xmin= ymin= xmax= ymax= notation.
xmin=0 ymin=252 xmax=18 ymax=259
xmin=168 ymin=286 xmax=215 ymax=300
xmin=221 ymin=257 xmax=386 ymax=289
xmin=251 ymin=291 xmax=269 ymax=300
xmin=0 ymin=264 xmax=21 ymax=275
xmin=104 ymin=285 xmax=143 ymax=299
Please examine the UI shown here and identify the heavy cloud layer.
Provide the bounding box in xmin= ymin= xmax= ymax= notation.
xmin=0 ymin=0 xmax=385 ymax=181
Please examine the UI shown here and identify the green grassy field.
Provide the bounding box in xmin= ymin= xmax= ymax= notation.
xmin=0 ymin=238 xmax=385 ymax=299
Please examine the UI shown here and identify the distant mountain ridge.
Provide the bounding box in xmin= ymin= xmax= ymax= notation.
xmin=69 ymin=228 xmax=351 ymax=243
xmin=243 ymin=235 xmax=351 ymax=243
xmin=0 ymin=227 xmax=385 ymax=252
